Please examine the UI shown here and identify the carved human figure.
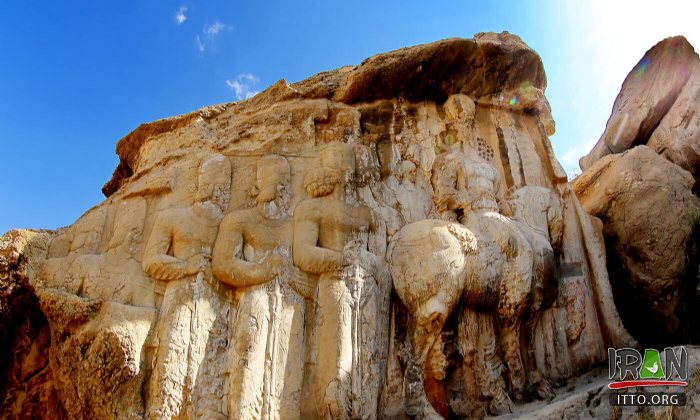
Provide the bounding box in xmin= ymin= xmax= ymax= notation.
xmin=36 ymin=198 xmax=157 ymax=419
xmin=142 ymin=154 xmax=231 ymax=419
xmin=39 ymin=207 xmax=107 ymax=293
xmin=212 ymin=154 xmax=306 ymax=420
xmin=437 ymin=144 xmax=539 ymax=402
xmin=293 ymin=142 xmax=384 ymax=419
xmin=69 ymin=197 xmax=155 ymax=308
xmin=391 ymin=143 xmax=546 ymax=417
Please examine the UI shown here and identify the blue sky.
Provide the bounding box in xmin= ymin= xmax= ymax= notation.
xmin=1 ymin=0 xmax=698 ymax=233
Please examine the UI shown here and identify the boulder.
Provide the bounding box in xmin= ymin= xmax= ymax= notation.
xmin=647 ymin=59 xmax=700 ymax=191
xmin=573 ymin=145 xmax=700 ymax=344
xmin=580 ymin=36 xmax=698 ymax=173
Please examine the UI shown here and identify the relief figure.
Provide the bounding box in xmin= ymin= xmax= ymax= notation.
xmin=293 ymin=142 xmax=385 ymax=419
xmin=390 ymin=143 xmax=558 ymax=417
xmin=142 ymin=154 xmax=231 ymax=419
xmin=70 ymin=197 xmax=155 ymax=308
xmin=212 ymin=154 xmax=306 ymax=420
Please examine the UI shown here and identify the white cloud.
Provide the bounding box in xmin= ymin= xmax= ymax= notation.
xmin=204 ymin=21 xmax=230 ymax=36
xmin=561 ymin=148 xmax=579 ymax=167
xmin=195 ymin=21 xmax=232 ymax=52
xmin=560 ymin=137 xmax=599 ymax=178
xmin=175 ymin=6 xmax=187 ymax=25
xmin=226 ymin=73 xmax=260 ymax=100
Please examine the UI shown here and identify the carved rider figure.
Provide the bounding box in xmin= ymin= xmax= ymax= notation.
xmin=433 ymin=143 xmax=537 ymax=402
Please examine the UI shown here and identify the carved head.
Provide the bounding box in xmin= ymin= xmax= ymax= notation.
xmin=444 ymin=93 xmax=476 ymax=125
xmin=256 ymin=154 xmax=291 ymax=204
xmin=195 ymin=154 xmax=232 ymax=214
xmin=320 ymin=142 xmax=356 ymax=184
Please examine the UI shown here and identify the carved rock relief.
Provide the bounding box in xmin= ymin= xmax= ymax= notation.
xmin=3 ymin=34 xmax=637 ymax=419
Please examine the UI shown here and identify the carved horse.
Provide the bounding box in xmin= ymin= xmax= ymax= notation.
xmin=388 ymin=185 xmax=563 ymax=417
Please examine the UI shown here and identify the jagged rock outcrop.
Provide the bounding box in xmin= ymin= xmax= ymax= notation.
xmin=648 ymin=57 xmax=700 ymax=191
xmin=0 ymin=230 xmax=62 ymax=419
xmin=573 ymin=146 xmax=700 ymax=344
xmin=575 ymin=36 xmax=700 ymax=347
xmin=2 ymin=33 xmax=634 ymax=419
xmin=103 ymin=32 xmax=556 ymax=198
xmin=579 ymin=36 xmax=700 ymax=191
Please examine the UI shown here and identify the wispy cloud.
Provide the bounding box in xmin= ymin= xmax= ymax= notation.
xmin=226 ymin=73 xmax=260 ymax=100
xmin=561 ymin=149 xmax=578 ymax=167
xmin=195 ymin=20 xmax=232 ymax=52
xmin=204 ymin=21 xmax=228 ymax=36
xmin=174 ymin=6 xmax=187 ymax=25
xmin=560 ymin=137 xmax=599 ymax=178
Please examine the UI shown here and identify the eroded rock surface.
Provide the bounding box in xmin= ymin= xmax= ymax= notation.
xmin=580 ymin=36 xmax=700 ymax=190
xmin=2 ymin=33 xmax=634 ymax=419
xmin=648 ymin=58 xmax=700 ymax=191
xmin=0 ymin=230 xmax=62 ymax=419
xmin=574 ymin=145 xmax=700 ymax=344
xmin=575 ymin=36 xmax=700 ymax=348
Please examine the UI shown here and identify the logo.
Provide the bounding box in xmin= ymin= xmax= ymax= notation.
xmin=608 ymin=347 xmax=688 ymax=389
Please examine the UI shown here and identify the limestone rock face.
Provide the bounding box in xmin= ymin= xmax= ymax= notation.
xmin=648 ymin=59 xmax=700 ymax=190
xmin=575 ymin=35 xmax=700 ymax=347
xmin=2 ymin=33 xmax=634 ymax=419
xmin=573 ymin=145 xmax=700 ymax=343
xmin=0 ymin=230 xmax=62 ymax=419
xmin=580 ymin=36 xmax=700 ymax=190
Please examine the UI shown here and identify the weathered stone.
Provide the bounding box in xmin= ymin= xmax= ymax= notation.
xmin=2 ymin=33 xmax=633 ymax=419
xmin=104 ymin=33 xmax=556 ymax=197
xmin=647 ymin=58 xmax=700 ymax=191
xmin=0 ymin=230 xmax=63 ymax=419
xmin=574 ymin=145 xmax=700 ymax=344
xmin=580 ymin=36 xmax=698 ymax=171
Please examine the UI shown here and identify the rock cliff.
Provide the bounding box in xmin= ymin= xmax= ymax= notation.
xmin=574 ymin=36 xmax=700 ymax=348
xmin=579 ymin=36 xmax=700 ymax=191
xmin=2 ymin=33 xmax=636 ymax=419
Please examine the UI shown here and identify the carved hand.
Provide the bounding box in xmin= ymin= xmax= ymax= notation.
xmin=184 ymin=254 xmax=211 ymax=277
xmin=342 ymin=246 xmax=378 ymax=276
xmin=288 ymin=268 xmax=315 ymax=299
xmin=265 ymin=252 xmax=289 ymax=280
